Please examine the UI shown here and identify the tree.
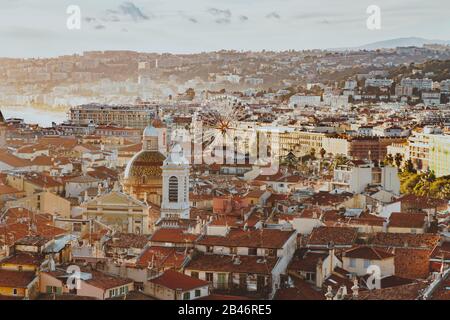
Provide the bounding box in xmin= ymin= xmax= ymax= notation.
xmin=320 ymin=148 xmax=326 ymax=159
xmin=282 ymin=152 xmax=299 ymax=169
xmin=185 ymin=88 xmax=195 ymax=100
xmin=333 ymin=155 xmax=349 ymax=168
xmin=403 ymin=159 xmax=416 ymax=174
xmin=384 ymin=154 xmax=394 ymax=166
xmin=394 ymin=153 xmax=403 ymax=168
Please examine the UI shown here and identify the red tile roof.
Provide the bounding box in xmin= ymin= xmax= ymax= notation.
xmin=0 ymin=270 xmax=37 ymax=288
xmin=150 ymin=228 xmax=200 ymax=244
xmin=150 ymin=270 xmax=209 ymax=291
xmin=344 ymin=246 xmax=394 ymax=260
xmin=370 ymin=233 xmax=440 ymax=249
xmin=197 ymin=228 xmax=295 ymax=249
xmin=136 ymin=246 xmax=187 ymax=269
xmin=358 ymin=281 xmax=428 ymax=300
xmin=186 ymin=254 xmax=278 ymax=275
xmin=388 ymin=212 xmax=427 ymax=229
xmin=84 ymin=270 xmax=133 ymax=290
xmin=308 ymin=227 xmax=358 ymax=247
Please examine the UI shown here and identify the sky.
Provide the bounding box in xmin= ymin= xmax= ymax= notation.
xmin=0 ymin=0 xmax=449 ymax=57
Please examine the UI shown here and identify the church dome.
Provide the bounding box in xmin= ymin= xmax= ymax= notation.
xmin=151 ymin=118 xmax=166 ymax=128
xmin=143 ymin=124 xmax=158 ymax=138
xmin=124 ymin=150 xmax=166 ymax=180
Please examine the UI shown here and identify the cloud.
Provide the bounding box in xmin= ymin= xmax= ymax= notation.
xmin=84 ymin=17 xmax=97 ymax=23
xmin=239 ymin=15 xmax=249 ymax=22
xmin=179 ymin=11 xmax=198 ymax=24
xmin=207 ymin=8 xmax=232 ymax=18
xmin=215 ymin=18 xmax=231 ymax=24
xmin=118 ymin=2 xmax=151 ymax=21
xmin=266 ymin=12 xmax=280 ymax=19
xmin=94 ymin=24 xmax=106 ymax=30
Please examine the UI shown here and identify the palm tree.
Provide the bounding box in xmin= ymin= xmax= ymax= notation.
xmin=333 ymin=155 xmax=350 ymax=168
xmin=384 ymin=154 xmax=394 ymax=166
xmin=309 ymin=148 xmax=316 ymax=160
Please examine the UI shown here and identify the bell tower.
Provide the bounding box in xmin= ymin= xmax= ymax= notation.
xmin=161 ymin=144 xmax=190 ymax=220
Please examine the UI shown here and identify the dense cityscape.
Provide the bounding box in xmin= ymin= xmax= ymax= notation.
xmin=0 ymin=41 xmax=449 ymax=302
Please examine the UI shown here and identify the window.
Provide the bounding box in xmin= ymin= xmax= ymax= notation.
xmin=169 ymin=176 xmax=179 ymax=202
xmin=230 ymin=247 xmax=237 ymax=255
xmin=195 ymin=289 xmax=201 ymax=298
xmin=191 ymin=271 xmax=199 ymax=279
xmin=13 ymin=288 xmax=17 ymax=296
xmin=183 ymin=292 xmax=190 ymax=300
xmin=364 ymin=259 xmax=371 ymax=269
xmin=206 ymin=272 xmax=213 ymax=282
xmin=217 ymin=273 xmax=227 ymax=290
xmin=349 ymin=258 xmax=356 ymax=268
xmin=305 ymin=272 xmax=316 ymax=282
xmin=248 ymin=248 xmax=257 ymax=256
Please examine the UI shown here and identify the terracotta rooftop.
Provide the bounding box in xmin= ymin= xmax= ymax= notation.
xmin=388 ymin=212 xmax=427 ymax=229
xmin=370 ymin=233 xmax=440 ymax=249
xmin=197 ymin=228 xmax=295 ymax=249
xmin=308 ymin=226 xmax=358 ymax=247
xmin=105 ymin=233 xmax=149 ymax=249
xmin=0 ymin=252 xmax=45 ymax=266
xmin=186 ymin=254 xmax=279 ymax=275
xmin=84 ymin=270 xmax=133 ymax=290
xmin=150 ymin=228 xmax=200 ymax=244
xmin=274 ymin=278 xmax=324 ymax=300
xmin=136 ymin=246 xmax=187 ymax=269
xmin=358 ymin=281 xmax=428 ymax=300
xmin=150 ymin=270 xmax=209 ymax=291
xmin=344 ymin=246 xmax=394 ymax=260
xmin=0 ymin=151 xmax=30 ymax=167
xmin=397 ymin=194 xmax=448 ymax=211
xmin=288 ymin=250 xmax=328 ymax=272
xmin=0 ymin=184 xmax=21 ymax=195
xmin=0 ymin=270 xmax=37 ymax=288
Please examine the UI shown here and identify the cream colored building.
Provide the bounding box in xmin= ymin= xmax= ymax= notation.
xmin=81 ymin=189 xmax=156 ymax=234
xmin=6 ymin=191 xmax=71 ymax=218
xmin=342 ymin=247 xmax=395 ymax=277
xmin=428 ymin=134 xmax=450 ymax=178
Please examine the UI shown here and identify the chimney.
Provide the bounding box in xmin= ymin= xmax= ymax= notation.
xmin=316 ymin=258 xmax=324 ymax=288
xmin=351 ymin=278 xmax=359 ymax=300
xmin=325 ymin=286 xmax=333 ymax=300
xmin=328 ymin=241 xmax=335 ymax=276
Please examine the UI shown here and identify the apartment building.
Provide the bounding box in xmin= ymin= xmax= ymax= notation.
xmin=69 ymin=104 xmax=157 ymax=128
xmin=400 ymin=78 xmax=433 ymax=91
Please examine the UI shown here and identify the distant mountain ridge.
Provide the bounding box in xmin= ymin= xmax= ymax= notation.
xmin=334 ymin=37 xmax=450 ymax=51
